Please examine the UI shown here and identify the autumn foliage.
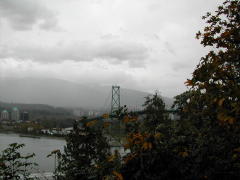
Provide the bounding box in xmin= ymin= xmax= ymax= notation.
xmin=41 ymin=1 xmax=240 ymax=179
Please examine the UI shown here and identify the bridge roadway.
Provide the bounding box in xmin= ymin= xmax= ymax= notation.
xmin=22 ymin=110 xmax=177 ymax=179
xmin=85 ymin=109 xmax=177 ymax=122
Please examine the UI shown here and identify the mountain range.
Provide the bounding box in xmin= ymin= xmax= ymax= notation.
xmin=0 ymin=78 xmax=174 ymax=110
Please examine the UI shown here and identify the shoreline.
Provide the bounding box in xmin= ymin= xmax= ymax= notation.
xmin=0 ymin=131 xmax=65 ymax=140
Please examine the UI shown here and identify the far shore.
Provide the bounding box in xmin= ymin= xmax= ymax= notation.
xmin=0 ymin=131 xmax=65 ymax=140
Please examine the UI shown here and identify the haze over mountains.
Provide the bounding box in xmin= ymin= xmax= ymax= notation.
xmin=0 ymin=78 xmax=173 ymax=110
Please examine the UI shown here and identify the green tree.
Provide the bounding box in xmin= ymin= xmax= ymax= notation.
xmin=174 ymin=0 xmax=240 ymax=179
xmin=189 ymin=0 xmax=240 ymax=125
xmin=51 ymin=120 xmax=114 ymax=180
xmin=142 ymin=93 xmax=167 ymax=133
xmin=172 ymin=91 xmax=192 ymax=119
xmin=0 ymin=143 xmax=37 ymax=180
xmin=122 ymin=1 xmax=240 ymax=179
xmin=121 ymin=94 xmax=183 ymax=180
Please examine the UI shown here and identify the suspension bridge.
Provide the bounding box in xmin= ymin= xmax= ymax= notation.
xmin=85 ymin=85 xmax=177 ymax=122
xmin=26 ymin=85 xmax=177 ymax=179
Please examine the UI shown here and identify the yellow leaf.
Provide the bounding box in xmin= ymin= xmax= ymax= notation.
xmin=203 ymin=32 xmax=211 ymax=37
xmin=123 ymin=116 xmax=138 ymax=123
xmin=217 ymin=112 xmax=226 ymax=122
xmin=107 ymin=155 xmax=115 ymax=162
xmin=221 ymin=31 xmax=231 ymax=37
xmin=95 ymin=164 xmax=101 ymax=168
xmin=112 ymin=171 xmax=123 ymax=180
xmin=228 ymin=117 xmax=235 ymax=124
xmin=179 ymin=151 xmax=188 ymax=157
xmin=217 ymin=113 xmax=236 ymax=124
xmin=233 ymin=147 xmax=240 ymax=153
xmin=184 ymin=79 xmax=193 ymax=86
xmin=132 ymin=133 xmax=144 ymax=144
xmin=51 ymin=149 xmax=60 ymax=154
xmin=142 ymin=142 xmax=152 ymax=150
xmin=103 ymin=122 xmax=111 ymax=128
xmin=123 ymin=116 xmax=130 ymax=123
xmin=218 ymin=98 xmax=225 ymax=106
xmin=123 ymin=153 xmax=137 ymax=163
xmin=154 ymin=132 xmax=162 ymax=139
xmin=86 ymin=120 xmax=97 ymax=127
xmin=123 ymin=143 xmax=130 ymax=149
xmin=102 ymin=114 xmax=109 ymax=119
xmin=149 ymin=142 xmax=152 ymax=149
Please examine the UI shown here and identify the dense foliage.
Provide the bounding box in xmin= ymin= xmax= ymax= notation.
xmin=49 ymin=121 xmax=122 ymax=180
xmin=121 ymin=1 xmax=240 ymax=179
xmin=189 ymin=0 xmax=240 ymax=125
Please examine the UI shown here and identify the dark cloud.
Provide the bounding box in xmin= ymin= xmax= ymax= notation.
xmin=0 ymin=0 xmax=58 ymax=30
xmin=0 ymin=40 xmax=149 ymax=67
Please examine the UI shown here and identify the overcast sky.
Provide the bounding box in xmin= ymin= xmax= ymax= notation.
xmin=0 ymin=0 xmax=224 ymax=97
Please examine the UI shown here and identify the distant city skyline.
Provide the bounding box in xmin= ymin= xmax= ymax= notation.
xmin=0 ymin=0 xmax=224 ymax=97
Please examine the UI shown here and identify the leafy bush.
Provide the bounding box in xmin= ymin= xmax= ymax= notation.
xmin=0 ymin=143 xmax=37 ymax=180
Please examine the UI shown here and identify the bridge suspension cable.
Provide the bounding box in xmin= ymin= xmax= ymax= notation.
xmin=100 ymin=87 xmax=112 ymax=113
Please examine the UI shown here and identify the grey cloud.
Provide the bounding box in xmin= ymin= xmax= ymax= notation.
xmin=96 ymin=41 xmax=148 ymax=63
xmin=171 ymin=60 xmax=193 ymax=72
xmin=0 ymin=0 xmax=58 ymax=30
xmin=0 ymin=41 xmax=149 ymax=67
xmin=164 ymin=42 xmax=176 ymax=55
xmin=148 ymin=0 xmax=224 ymax=19
xmin=100 ymin=33 xmax=119 ymax=40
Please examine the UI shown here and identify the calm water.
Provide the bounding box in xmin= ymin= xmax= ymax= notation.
xmin=0 ymin=133 xmax=65 ymax=173
xmin=0 ymin=133 xmax=126 ymax=174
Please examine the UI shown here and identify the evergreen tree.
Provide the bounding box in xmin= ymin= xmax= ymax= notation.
xmin=51 ymin=120 xmax=112 ymax=180
xmin=0 ymin=143 xmax=37 ymax=180
xmin=142 ymin=93 xmax=167 ymax=133
xmin=121 ymin=94 xmax=181 ymax=180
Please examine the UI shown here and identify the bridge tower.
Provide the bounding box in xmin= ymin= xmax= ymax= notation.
xmin=111 ymin=85 xmax=120 ymax=115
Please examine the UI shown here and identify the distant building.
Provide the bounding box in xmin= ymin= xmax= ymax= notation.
xmin=27 ymin=127 xmax=34 ymax=132
xmin=1 ymin=110 xmax=9 ymax=120
xmin=88 ymin=111 xmax=94 ymax=117
xmin=12 ymin=107 xmax=20 ymax=121
xmin=73 ymin=109 xmax=85 ymax=117
xmin=20 ymin=111 xmax=29 ymax=121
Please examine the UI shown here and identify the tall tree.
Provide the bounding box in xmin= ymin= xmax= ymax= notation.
xmin=187 ymin=0 xmax=240 ymax=125
xmin=142 ymin=93 xmax=167 ymax=133
xmin=180 ymin=1 xmax=240 ymax=179
xmin=50 ymin=120 xmax=115 ymax=180
xmin=121 ymin=94 xmax=184 ymax=180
